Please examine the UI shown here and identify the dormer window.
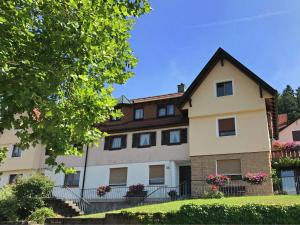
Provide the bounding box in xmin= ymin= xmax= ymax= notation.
xmin=158 ymin=104 xmax=175 ymax=117
xmin=216 ymin=81 xmax=233 ymax=97
xmin=134 ymin=108 xmax=144 ymax=120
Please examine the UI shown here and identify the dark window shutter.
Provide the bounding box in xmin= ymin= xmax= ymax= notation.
xmin=150 ymin=132 xmax=156 ymax=146
xmin=161 ymin=130 xmax=169 ymax=145
xmin=132 ymin=133 xmax=139 ymax=148
xmin=181 ymin=128 xmax=188 ymax=143
xmin=121 ymin=135 xmax=127 ymax=148
xmin=104 ymin=137 xmax=110 ymax=150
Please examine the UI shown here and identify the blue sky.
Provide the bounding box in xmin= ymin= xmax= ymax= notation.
xmin=113 ymin=0 xmax=300 ymax=99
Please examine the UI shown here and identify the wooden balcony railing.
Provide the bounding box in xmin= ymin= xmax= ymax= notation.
xmin=271 ymin=149 xmax=300 ymax=159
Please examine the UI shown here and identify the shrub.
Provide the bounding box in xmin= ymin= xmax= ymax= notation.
xmin=243 ymin=172 xmax=267 ymax=185
xmin=28 ymin=207 xmax=57 ymax=224
xmin=137 ymin=204 xmax=300 ymax=224
xmin=206 ymin=174 xmax=230 ymax=186
xmin=13 ymin=174 xmax=54 ymax=219
xmin=202 ymin=186 xmax=224 ymax=199
xmin=0 ymin=185 xmax=18 ymax=221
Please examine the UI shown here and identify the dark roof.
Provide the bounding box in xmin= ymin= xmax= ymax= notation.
xmin=278 ymin=113 xmax=288 ymax=131
xmin=178 ymin=48 xmax=277 ymax=107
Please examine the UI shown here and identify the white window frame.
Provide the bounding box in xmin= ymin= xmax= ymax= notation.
xmin=216 ymin=116 xmax=237 ymax=138
xmin=214 ymin=79 xmax=234 ymax=98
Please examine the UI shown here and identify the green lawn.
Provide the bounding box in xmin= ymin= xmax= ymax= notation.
xmin=80 ymin=195 xmax=300 ymax=218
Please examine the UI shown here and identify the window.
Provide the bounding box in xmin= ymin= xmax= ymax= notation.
xmin=64 ymin=171 xmax=80 ymax=187
xmin=170 ymin=130 xmax=180 ymax=144
xmin=158 ymin=104 xmax=175 ymax=117
xmin=292 ymin=130 xmax=300 ymax=141
xmin=149 ymin=165 xmax=165 ymax=185
xmin=110 ymin=117 xmax=121 ymax=122
xmin=112 ymin=137 xmax=122 ymax=149
xmin=134 ymin=108 xmax=144 ymax=120
xmin=216 ymin=81 xmax=233 ymax=97
xmin=218 ymin=118 xmax=236 ymax=137
xmin=132 ymin=132 xmax=156 ymax=148
xmin=109 ymin=167 xmax=127 ymax=186
xmin=11 ymin=145 xmax=22 ymax=157
xmin=161 ymin=129 xmax=187 ymax=145
xmin=217 ymin=159 xmax=242 ymax=180
xmin=140 ymin=134 xmax=150 ymax=146
xmin=104 ymin=135 xmax=127 ymax=150
xmin=9 ymin=174 xmax=22 ymax=184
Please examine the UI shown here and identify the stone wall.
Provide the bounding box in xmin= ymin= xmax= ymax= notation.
xmin=191 ymin=151 xmax=273 ymax=197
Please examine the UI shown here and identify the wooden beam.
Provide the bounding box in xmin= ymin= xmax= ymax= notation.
xmin=189 ymin=98 xmax=192 ymax=107
xmin=259 ymin=86 xmax=263 ymax=98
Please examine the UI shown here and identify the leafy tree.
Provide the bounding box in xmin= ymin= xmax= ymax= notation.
xmin=0 ymin=0 xmax=150 ymax=171
xmin=277 ymin=85 xmax=300 ymax=123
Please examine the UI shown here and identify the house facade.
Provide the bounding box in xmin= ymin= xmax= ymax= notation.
xmin=0 ymin=48 xmax=278 ymax=199
xmin=278 ymin=116 xmax=300 ymax=144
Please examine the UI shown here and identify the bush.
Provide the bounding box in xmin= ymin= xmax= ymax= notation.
xmin=13 ymin=174 xmax=54 ymax=219
xmin=135 ymin=204 xmax=300 ymax=224
xmin=0 ymin=185 xmax=18 ymax=221
xmin=202 ymin=189 xmax=224 ymax=199
xmin=27 ymin=207 xmax=57 ymax=224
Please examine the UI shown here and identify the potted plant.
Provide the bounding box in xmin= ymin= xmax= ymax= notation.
xmin=243 ymin=172 xmax=267 ymax=185
xmin=168 ymin=189 xmax=177 ymax=200
xmin=126 ymin=184 xmax=147 ymax=198
xmin=96 ymin=185 xmax=111 ymax=197
xmin=206 ymin=174 xmax=230 ymax=187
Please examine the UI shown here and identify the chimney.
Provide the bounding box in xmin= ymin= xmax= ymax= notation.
xmin=177 ymin=83 xmax=186 ymax=93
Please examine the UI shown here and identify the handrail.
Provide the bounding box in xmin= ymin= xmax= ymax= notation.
xmin=51 ymin=185 xmax=92 ymax=214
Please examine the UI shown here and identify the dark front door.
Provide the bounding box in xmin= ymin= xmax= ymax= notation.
xmin=179 ymin=166 xmax=191 ymax=196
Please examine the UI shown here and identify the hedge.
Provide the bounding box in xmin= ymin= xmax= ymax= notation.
xmin=120 ymin=204 xmax=300 ymax=224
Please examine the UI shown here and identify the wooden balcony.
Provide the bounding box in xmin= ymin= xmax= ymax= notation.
xmin=271 ymin=149 xmax=300 ymax=159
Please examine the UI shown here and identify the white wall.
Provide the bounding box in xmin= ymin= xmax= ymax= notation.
xmin=45 ymin=160 xmax=182 ymax=200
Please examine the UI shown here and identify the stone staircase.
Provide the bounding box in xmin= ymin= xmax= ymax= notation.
xmin=45 ymin=198 xmax=84 ymax=217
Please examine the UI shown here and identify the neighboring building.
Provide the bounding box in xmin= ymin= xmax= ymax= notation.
xmin=0 ymin=48 xmax=278 ymax=199
xmin=278 ymin=116 xmax=300 ymax=144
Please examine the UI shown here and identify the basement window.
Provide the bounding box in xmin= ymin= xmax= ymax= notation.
xmin=217 ymin=159 xmax=242 ymax=180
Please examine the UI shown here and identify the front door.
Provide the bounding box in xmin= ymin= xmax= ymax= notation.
xmin=179 ymin=166 xmax=191 ymax=197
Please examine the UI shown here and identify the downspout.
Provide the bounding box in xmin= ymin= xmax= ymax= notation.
xmin=81 ymin=144 xmax=89 ymax=198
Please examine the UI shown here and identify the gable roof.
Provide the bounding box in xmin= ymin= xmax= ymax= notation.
xmin=178 ymin=48 xmax=277 ymax=107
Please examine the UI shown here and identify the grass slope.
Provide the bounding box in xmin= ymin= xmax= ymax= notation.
xmin=80 ymin=195 xmax=300 ymax=218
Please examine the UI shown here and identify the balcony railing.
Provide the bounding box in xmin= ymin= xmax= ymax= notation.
xmin=271 ymin=149 xmax=300 ymax=159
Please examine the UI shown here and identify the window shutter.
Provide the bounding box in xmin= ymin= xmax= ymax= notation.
xmin=150 ymin=132 xmax=156 ymax=146
xmin=104 ymin=137 xmax=110 ymax=150
xmin=181 ymin=129 xmax=187 ymax=143
xmin=161 ymin=130 xmax=169 ymax=145
xmin=121 ymin=135 xmax=127 ymax=148
xmin=132 ymin=133 xmax=139 ymax=148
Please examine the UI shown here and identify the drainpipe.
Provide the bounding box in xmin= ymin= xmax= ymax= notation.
xmin=81 ymin=144 xmax=89 ymax=198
